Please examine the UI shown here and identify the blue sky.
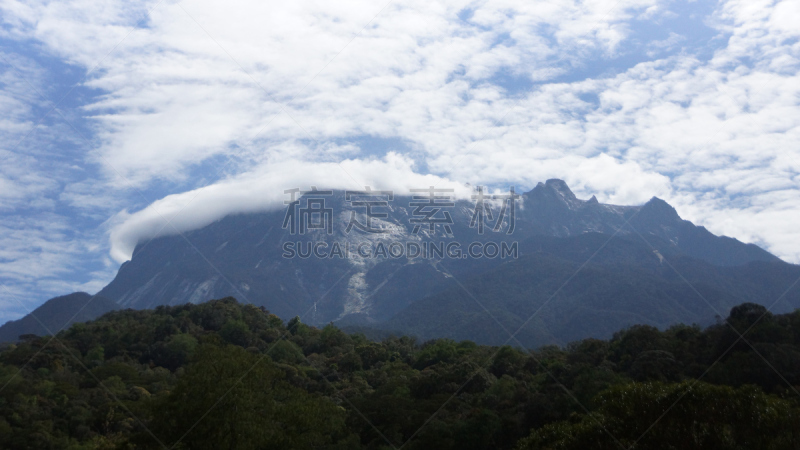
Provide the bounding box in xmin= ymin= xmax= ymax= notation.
xmin=1 ymin=0 xmax=800 ymax=323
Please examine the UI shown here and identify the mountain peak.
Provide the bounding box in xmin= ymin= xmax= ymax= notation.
xmin=544 ymin=179 xmax=577 ymax=201
xmin=640 ymin=196 xmax=681 ymax=222
xmin=528 ymin=179 xmax=580 ymax=208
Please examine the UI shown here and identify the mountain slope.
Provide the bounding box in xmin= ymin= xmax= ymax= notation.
xmin=0 ymin=292 xmax=120 ymax=342
xmin=382 ymin=233 xmax=800 ymax=347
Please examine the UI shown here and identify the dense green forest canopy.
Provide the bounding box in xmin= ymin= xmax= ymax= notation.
xmin=1 ymin=298 xmax=800 ymax=449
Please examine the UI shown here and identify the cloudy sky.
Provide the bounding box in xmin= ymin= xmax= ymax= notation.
xmin=1 ymin=0 xmax=799 ymax=322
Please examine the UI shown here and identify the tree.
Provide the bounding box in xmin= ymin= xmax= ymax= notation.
xmin=516 ymin=381 xmax=800 ymax=450
xmin=148 ymin=344 xmax=355 ymax=450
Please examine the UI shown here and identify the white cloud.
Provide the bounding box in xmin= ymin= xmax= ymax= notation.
xmin=108 ymin=153 xmax=473 ymax=262
xmin=3 ymin=0 xmax=668 ymax=185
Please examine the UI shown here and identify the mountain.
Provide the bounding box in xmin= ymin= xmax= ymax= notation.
xmin=92 ymin=180 xmax=790 ymax=344
xmin=0 ymin=292 xmax=120 ymax=343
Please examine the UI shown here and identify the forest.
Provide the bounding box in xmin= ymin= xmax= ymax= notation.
xmin=1 ymin=297 xmax=800 ymax=449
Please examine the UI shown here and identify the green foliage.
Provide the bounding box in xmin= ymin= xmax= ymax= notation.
xmin=149 ymin=344 xmax=354 ymax=449
xmin=414 ymin=339 xmax=477 ymax=369
xmin=219 ymin=319 xmax=250 ymax=346
xmin=2 ymin=298 xmax=800 ymax=449
xmin=516 ymin=381 xmax=800 ymax=450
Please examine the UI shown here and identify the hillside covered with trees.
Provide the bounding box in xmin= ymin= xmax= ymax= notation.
xmin=1 ymin=298 xmax=800 ymax=449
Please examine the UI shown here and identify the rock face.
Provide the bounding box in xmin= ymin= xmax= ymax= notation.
xmin=96 ymin=180 xmax=781 ymax=333
xmin=520 ymin=181 xmax=775 ymax=267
